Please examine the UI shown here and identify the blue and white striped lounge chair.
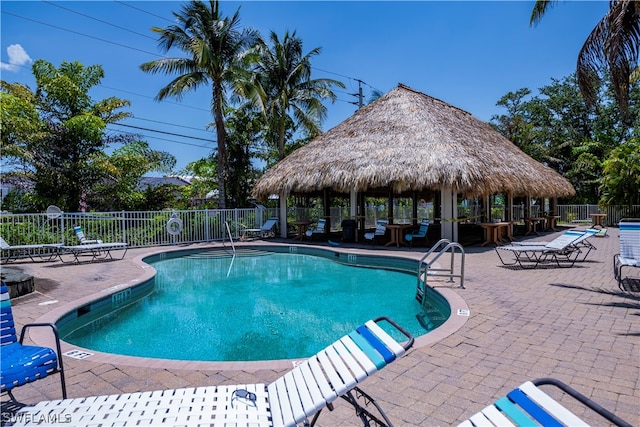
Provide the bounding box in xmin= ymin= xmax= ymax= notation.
xmin=1 ymin=283 xmax=67 ymax=401
xmin=10 ymin=316 xmax=414 ymax=427
xmin=495 ymin=230 xmax=590 ymax=269
xmin=73 ymin=226 xmax=102 ymax=244
xmin=511 ymin=229 xmax=598 ymax=262
xmin=459 ymin=377 xmax=631 ymax=427
xmin=405 ymin=220 xmax=429 ymax=247
xmin=613 ymin=219 xmax=640 ymax=290
xmin=364 ymin=220 xmax=388 ymax=245
xmin=305 ymin=218 xmax=327 ymax=240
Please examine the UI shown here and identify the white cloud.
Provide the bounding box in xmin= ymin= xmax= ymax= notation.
xmin=0 ymin=44 xmax=33 ymax=72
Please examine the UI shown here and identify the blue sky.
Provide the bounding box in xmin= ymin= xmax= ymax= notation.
xmin=1 ymin=1 xmax=609 ymax=172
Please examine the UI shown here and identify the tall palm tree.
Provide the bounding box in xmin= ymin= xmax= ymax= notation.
xmin=244 ymin=30 xmax=345 ymax=161
xmin=530 ymin=0 xmax=639 ymax=123
xmin=140 ymin=0 xmax=259 ymax=208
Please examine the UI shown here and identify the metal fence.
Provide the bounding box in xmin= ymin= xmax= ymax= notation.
xmin=2 ymin=204 xmax=638 ymax=247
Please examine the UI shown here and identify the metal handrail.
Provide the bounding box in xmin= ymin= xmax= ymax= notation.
xmin=224 ymin=221 xmax=236 ymax=254
xmin=416 ymin=239 xmax=465 ymax=292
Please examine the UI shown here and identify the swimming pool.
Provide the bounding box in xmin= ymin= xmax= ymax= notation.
xmin=58 ymin=247 xmax=451 ymax=362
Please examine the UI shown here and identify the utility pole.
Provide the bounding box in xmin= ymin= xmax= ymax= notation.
xmin=349 ymin=79 xmax=364 ymax=109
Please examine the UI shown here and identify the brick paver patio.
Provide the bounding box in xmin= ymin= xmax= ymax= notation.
xmin=1 ymin=226 xmax=638 ymax=426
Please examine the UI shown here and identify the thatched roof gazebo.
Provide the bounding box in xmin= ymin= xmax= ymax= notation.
xmin=253 ymin=83 xmax=574 ymax=241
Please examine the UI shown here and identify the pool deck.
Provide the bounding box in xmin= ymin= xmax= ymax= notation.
xmin=2 ymin=226 xmax=638 ymax=426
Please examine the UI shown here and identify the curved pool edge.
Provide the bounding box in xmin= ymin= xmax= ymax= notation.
xmin=29 ymin=242 xmax=470 ymax=371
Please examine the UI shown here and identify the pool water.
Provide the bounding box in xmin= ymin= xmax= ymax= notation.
xmin=61 ymin=249 xmax=449 ymax=361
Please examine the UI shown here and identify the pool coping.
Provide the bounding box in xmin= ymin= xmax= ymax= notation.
xmin=29 ymin=242 xmax=469 ymax=371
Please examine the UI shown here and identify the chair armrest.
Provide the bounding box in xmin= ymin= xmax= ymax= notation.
xmin=19 ymin=322 xmax=65 ymax=358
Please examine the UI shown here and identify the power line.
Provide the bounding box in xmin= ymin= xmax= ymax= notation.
xmin=112 ymin=123 xmax=214 ymax=143
xmin=42 ymin=1 xmax=156 ymax=40
xmin=106 ymin=125 xmax=212 ymax=150
xmin=114 ymin=0 xmax=175 ymax=24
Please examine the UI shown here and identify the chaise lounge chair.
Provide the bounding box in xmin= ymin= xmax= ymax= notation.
xmin=364 ymin=220 xmax=388 ymax=245
xmin=1 ymin=283 xmax=67 ymax=402
xmin=240 ymin=217 xmax=279 ymax=240
xmin=613 ymin=219 xmax=640 ymax=290
xmin=495 ymin=231 xmax=590 ymax=269
xmin=73 ymin=225 xmax=103 ymax=244
xmin=0 ymin=237 xmax=60 ymax=264
xmin=305 ymin=218 xmax=326 ymax=240
xmin=10 ymin=316 xmax=414 ymax=427
xmin=57 ymin=241 xmax=128 ymax=263
xmin=404 ymin=220 xmax=429 ymax=247
xmin=511 ymin=228 xmax=598 ymax=262
xmin=459 ymin=377 xmax=631 ymax=426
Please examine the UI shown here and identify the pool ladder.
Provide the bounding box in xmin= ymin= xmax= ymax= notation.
xmin=416 ymin=239 xmax=465 ymax=304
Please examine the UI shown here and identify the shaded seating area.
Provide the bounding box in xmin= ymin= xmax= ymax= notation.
xmin=0 ymin=237 xmax=60 ymax=264
xmin=404 ymin=220 xmax=429 ymax=247
xmin=459 ymin=377 xmax=631 ymax=427
xmin=495 ymin=230 xmax=591 ymax=269
xmin=614 ymin=219 xmax=640 ymax=290
xmin=1 ymin=284 xmax=67 ymax=402
xmin=11 ymin=317 xmax=414 ymax=427
xmin=239 ymin=217 xmax=279 ymax=240
xmin=363 ymin=220 xmax=388 ymax=245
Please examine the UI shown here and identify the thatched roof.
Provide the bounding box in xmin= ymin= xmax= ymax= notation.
xmin=252 ymin=83 xmax=575 ymax=199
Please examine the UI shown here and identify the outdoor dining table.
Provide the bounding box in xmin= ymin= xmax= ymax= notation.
xmin=544 ymin=215 xmax=561 ymax=231
xmin=590 ymin=213 xmax=606 ymax=228
xmin=479 ymin=222 xmax=512 ymax=246
xmin=292 ymin=221 xmax=312 ymax=240
xmin=524 ymin=217 xmax=546 ymax=236
xmin=384 ymin=224 xmax=412 ymax=247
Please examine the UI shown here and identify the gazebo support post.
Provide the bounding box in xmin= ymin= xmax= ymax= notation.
xmin=412 ymin=192 xmax=418 ymax=225
xmin=441 ymin=187 xmax=458 ymax=242
xmin=279 ymin=190 xmax=288 ymax=238
xmin=350 ymin=188 xmax=358 ymax=242
xmin=323 ymin=189 xmax=331 ymax=234
xmin=387 ymin=187 xmax=394 ymax=225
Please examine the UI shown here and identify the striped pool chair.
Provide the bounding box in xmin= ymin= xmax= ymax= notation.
xmin=459 ymin=378 xmax=631 ymax=427
xmin=614 ymin=219 xmax=640 ymax=290
xmin=10 ymin=316 xmax=413 ymax=427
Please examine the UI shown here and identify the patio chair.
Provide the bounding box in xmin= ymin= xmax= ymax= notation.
xmin=305 ymin=218 xmax=327 ymax=240
xmin=11 ymin=316 xmax=414 ymax=427
xmin=57 ymin=241 xmax=128 ymax=263
xmin=613 ymin=219 xmax=640 ymax=290
xmin=495 ymin=231 xmax=588 ymax=269
xmin=511 ymin=228 xmax=598 ymax=262
xmin=404 ymin=220 xmax=429 ymax=247
xmin=0 ymin=237 xmax=59 ymax=264
xmin=73 ymin=225 xmax=102 ymax=244
xmin=364 ymin=220 xmax=388 ymax=245
xmin=1 ymin=283 xmax=67 ymax=401
xmin=240 ymin=217 xmax=279 ymax=240
xmin=459 ymin=377 xmax=631 ymax=427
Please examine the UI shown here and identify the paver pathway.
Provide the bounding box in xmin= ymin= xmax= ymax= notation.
xmin=2 ymin=227 xmax=638 ymax=426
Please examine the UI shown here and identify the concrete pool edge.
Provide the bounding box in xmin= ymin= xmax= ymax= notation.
xmin=29 ymin=242 xmax=470 ymax=371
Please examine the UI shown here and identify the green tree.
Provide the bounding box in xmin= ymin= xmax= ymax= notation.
xmin=531 ymin=0 xmax=639 ymax=122
xmin=1 ymin=60 xmax=132 ymax=211
xmin=89 ymin=141 xmax=176 ymax=210
xmin=140 ymin=0 xmax=259 ymax=209
xmin=599 ymin=137 xmax=640 ymax=207
xmin=243 ymin=30 xmax=344 ymax=161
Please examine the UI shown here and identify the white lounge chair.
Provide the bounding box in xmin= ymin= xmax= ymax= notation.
xmin=11 ymin=316 xmax=414 ymax=427
xmin=364 ymin=220 xmax=388 ymax=245
xmin=240 ymin=217 xmax=279 ymax=240
xmin=459 ymin=377 xmax=631 ymax=427
xmin=58 ymin=242 xmax=128 ymax=263
xmin=495 ymin=231 xmax=588 ymax=269
xmin=613 ymin=219 xmax=640 ymax=290
xmin=511 ymin=228 xmax=598 ymax=262
xmin=0 ymin=237 xmax=60 ymax=263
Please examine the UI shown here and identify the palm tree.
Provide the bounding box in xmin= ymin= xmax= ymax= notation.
xmin=244 ymin=30 xmax=345 ymax=161
xmin=140 ymin=0 xmax=259 ymax=208
xmin=530 ymin=0 xmax=639 ymax=123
